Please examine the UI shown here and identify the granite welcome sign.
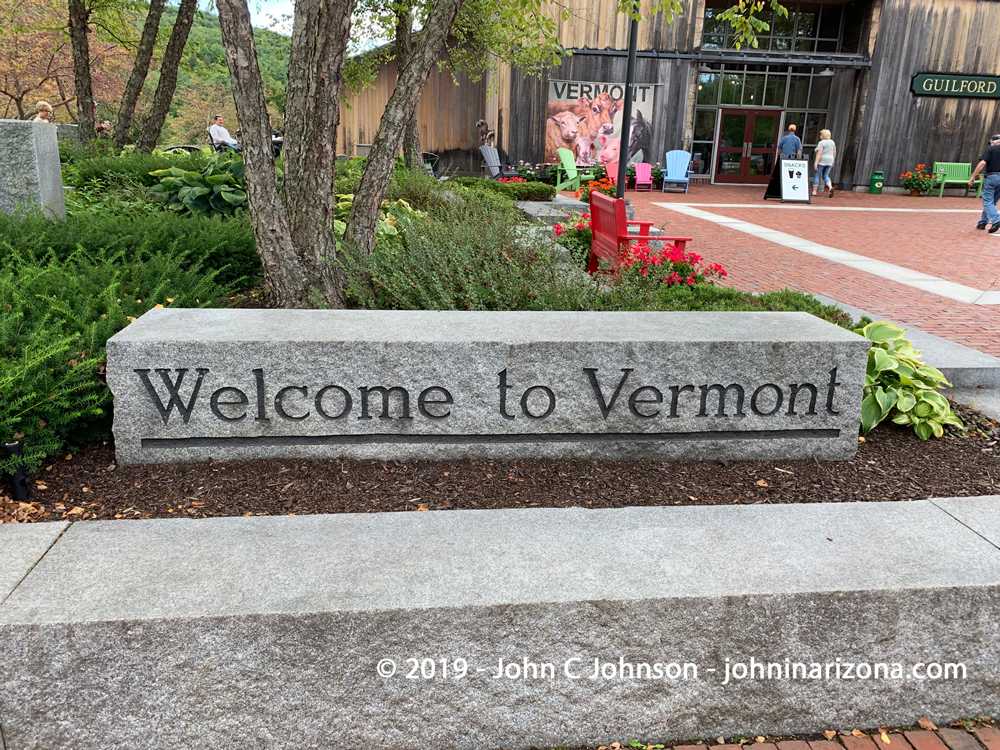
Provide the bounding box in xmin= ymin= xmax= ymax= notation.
xmin=106 ymin=310 xmax=870 ymax=464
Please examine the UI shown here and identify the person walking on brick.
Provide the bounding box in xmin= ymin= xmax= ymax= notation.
xmin=812 ymin=129 xmax=836 ymax=198
xmin=971 ymin=133 xmax=1000 ymax=233
xmin=777 ymin=123 xmax=802 ymax=160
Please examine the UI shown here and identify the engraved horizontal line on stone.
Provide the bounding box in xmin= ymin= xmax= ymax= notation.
xmin=142 ymin=429 xmax=841 ymax=449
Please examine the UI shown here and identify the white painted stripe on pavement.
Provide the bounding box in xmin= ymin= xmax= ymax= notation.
xmin=663 ymin=203 xmax=983 ymax=212
xmin=651 ymin=203 xmax=1000 ymax=305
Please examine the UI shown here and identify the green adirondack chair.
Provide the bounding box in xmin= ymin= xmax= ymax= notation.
xmin=932 ymin=161 xmax=983 ymax=197
xmin=553 ymin=147 xmax=596 ymax=191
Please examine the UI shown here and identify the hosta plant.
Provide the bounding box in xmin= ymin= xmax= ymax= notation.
xmin=331 ymin=194 xmax=427 ymax=248
xmin=857 ymin=321 xmax=964 ymax=439
xmin=150 ymin=156 xmax=253 ymax=217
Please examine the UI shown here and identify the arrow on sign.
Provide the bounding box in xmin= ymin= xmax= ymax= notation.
xmin=791 ymin=184 xmax=799 ymax=190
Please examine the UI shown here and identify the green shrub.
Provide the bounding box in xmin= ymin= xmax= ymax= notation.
xmin=385 ymin=168 xmax=450 ymax=211
xmin=1 ymin=248 xmax=235 ymax=472
xmin=65 ymin=176 xmax=162 ymax=218
xmin=856 ymin=321 xmax=963 ymax=439
xmin=0 ymin=211 xmax=260 ymax=288
xmin=451 ymin=177 xmax=556 ymax=201
xmin=59 ymin=138 xmax=117 ymax=166
xmin=340 ymin=188 xmax=600 ymax=311
xmin=553 ymin=211 xmax=592 ymax=267
xmin=69 ymin=149 xmax=215 ymax=188
xmin=151 ymin=156 xmax=250 ymax=217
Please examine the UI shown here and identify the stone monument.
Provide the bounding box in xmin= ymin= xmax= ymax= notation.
xmin=0 ymin=119 xmax=66 ymax=219
xmin=107 ymin=309 xmax=871 ymax=464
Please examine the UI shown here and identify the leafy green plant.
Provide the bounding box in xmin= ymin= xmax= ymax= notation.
xmin=900 ymin=164 xmax=934 ymax=194
xmin=385 ymin=168 xmax=450 ymax=211
xmin=150 ymin=156 xmax=252 ymax=217
xmin=856 ymin=321 xmax=964 ymax=439
xmin=67 ymin=149 xmax=214 ymax=188
xmin=332 ymin=193 xmax=428 ymax=250
xmin=553 ymin=211 xmax=593 ymax=267
xmin=451 ymin=177 xmax=556 ymax=201
xmin=0 ymin=210 xmax=260 ymax=288
xmin=65 ymin=176 xmax=162 ymax=218
xmin=1 ymin=247 xmax=234 ymax=471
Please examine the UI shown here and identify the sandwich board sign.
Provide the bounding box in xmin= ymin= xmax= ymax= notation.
xmin=780 ymin=159 xmax=811 ymax=203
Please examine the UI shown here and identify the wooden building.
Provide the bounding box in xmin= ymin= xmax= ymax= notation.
xmin=340 ymin=0 xmax=1000 ymax=188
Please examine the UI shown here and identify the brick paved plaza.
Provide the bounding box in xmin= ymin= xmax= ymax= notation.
xmin=676 ymin=728 xmax=1000 ymax=750
xmin=595 ymin=186 xmax=1000 ymax=357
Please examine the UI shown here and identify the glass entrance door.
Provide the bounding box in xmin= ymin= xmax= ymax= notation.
xmin=715 ymin=109 xmax=781 ymax=184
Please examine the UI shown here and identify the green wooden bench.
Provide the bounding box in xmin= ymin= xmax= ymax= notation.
xmin=932 ymin=161 xmax=983 ymax=198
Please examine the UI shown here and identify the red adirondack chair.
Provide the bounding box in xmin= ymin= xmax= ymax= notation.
xmin=634 ymin=162 xmax=653 ymax=191
xmin=587 ymin=191 xmax=693 ymax=275
xmin=604 ymin=160 xmax=619 ymax=185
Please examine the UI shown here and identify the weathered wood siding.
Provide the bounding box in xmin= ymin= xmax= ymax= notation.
xmin=551 ymin=0 xmax=700 ymax=52
xmin=505 ymin=54 xmax=692 ymax=165
xmin=853 ymin=0 xmax=1000 ymax=186
xmin=338 ymin=56 xmax=489 ymax=174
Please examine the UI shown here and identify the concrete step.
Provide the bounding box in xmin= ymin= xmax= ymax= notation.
xmin=3 ymin=500 xmax=1000 ymax=748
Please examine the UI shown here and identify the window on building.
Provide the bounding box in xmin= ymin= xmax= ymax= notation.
xmin=691 ymin=108 xmax=718 ymax=175
xmin=697 ymin=73 xmax=720 ymax=105
xmin=689 ymin=64 xmax=835 ymax=169
xmin=702 ymin=1 xmax=846 ymax=53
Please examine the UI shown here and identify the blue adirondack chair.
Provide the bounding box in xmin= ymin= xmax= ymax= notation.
xmin=662 ymin=150 xmax=694 ymax=193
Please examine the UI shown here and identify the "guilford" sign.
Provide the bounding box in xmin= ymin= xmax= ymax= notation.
xmin=911 ymin=73 xmax=1000 ymax=99
xmin=106 ymin=309 xmax=870 ymax=464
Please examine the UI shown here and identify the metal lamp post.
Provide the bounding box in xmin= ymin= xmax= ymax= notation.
xmin=615 ymin=3 xmax=640 ymax=199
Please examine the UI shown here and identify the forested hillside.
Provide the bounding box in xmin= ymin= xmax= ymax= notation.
xmin=0 ymin=0 xmax=289 ymax=146
xmin=157 ymin=6 xmax=289 ymax=144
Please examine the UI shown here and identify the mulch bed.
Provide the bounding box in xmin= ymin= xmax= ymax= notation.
xmin=3 ymin=400 xmax=999 ymax=524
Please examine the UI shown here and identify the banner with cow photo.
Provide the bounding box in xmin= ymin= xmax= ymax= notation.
xmin=546 ymin=80 xmax=656 ymax=168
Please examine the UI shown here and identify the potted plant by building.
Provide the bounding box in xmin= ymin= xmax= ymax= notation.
xmin=900 ymin=164 xmax=934 ymax=196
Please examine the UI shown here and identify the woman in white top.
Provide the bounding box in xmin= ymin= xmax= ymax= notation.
xmin=812 ymin=129 xmax=836 ymax=197
xmin=32 ymin=101 xmax=53 ymax=122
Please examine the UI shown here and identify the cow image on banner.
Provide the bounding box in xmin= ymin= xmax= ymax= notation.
xmin=546 ymin=81 xmax=656 ymax=166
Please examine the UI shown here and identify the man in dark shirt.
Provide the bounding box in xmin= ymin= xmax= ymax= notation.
xmin=971 ymin=134 xmax=1000 ymax=232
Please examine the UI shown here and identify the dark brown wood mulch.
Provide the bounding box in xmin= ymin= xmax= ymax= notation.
xmin=4 ymin=400 xmax=999 ymax=524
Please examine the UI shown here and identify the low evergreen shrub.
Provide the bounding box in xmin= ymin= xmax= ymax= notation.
xmin=0 ymin=211 xmax=260 ymax=288
xmin=451 ymin=177 xmax=556 ymax=201
xmin=341 ymin=188 xmax=599 ymax=311
xmin=69 ymin=150 xmax=215 ymax=188
xmin=1 ymin=248 xmax=235 ymax=472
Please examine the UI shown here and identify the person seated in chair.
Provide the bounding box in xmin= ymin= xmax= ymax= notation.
xmin=208 ymin=114 xmax=240 ymax=152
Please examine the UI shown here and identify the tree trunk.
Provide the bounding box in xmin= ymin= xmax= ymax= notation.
xmin=394 ymin=6 xmax=422 ymax=170
xmin=113 ymin=0 xmax=166 ymax=150
xmin=281 ymin=0 xmax=356 ymax=308
xmin=346 ymin=0 xmax=463 ymax=256
xmin=402 ymin=116 xmax=421 ymax=169
xmin=216 ymin=0 xmax=306 ymax=307
xmin=67 ymin=0 xmax=94 ymax=142
xmin=138 ymin=0 xmax=197 ymax=151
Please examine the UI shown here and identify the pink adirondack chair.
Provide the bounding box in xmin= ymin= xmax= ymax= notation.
xmin=634 ymin=162 xmax=653 ymax=191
